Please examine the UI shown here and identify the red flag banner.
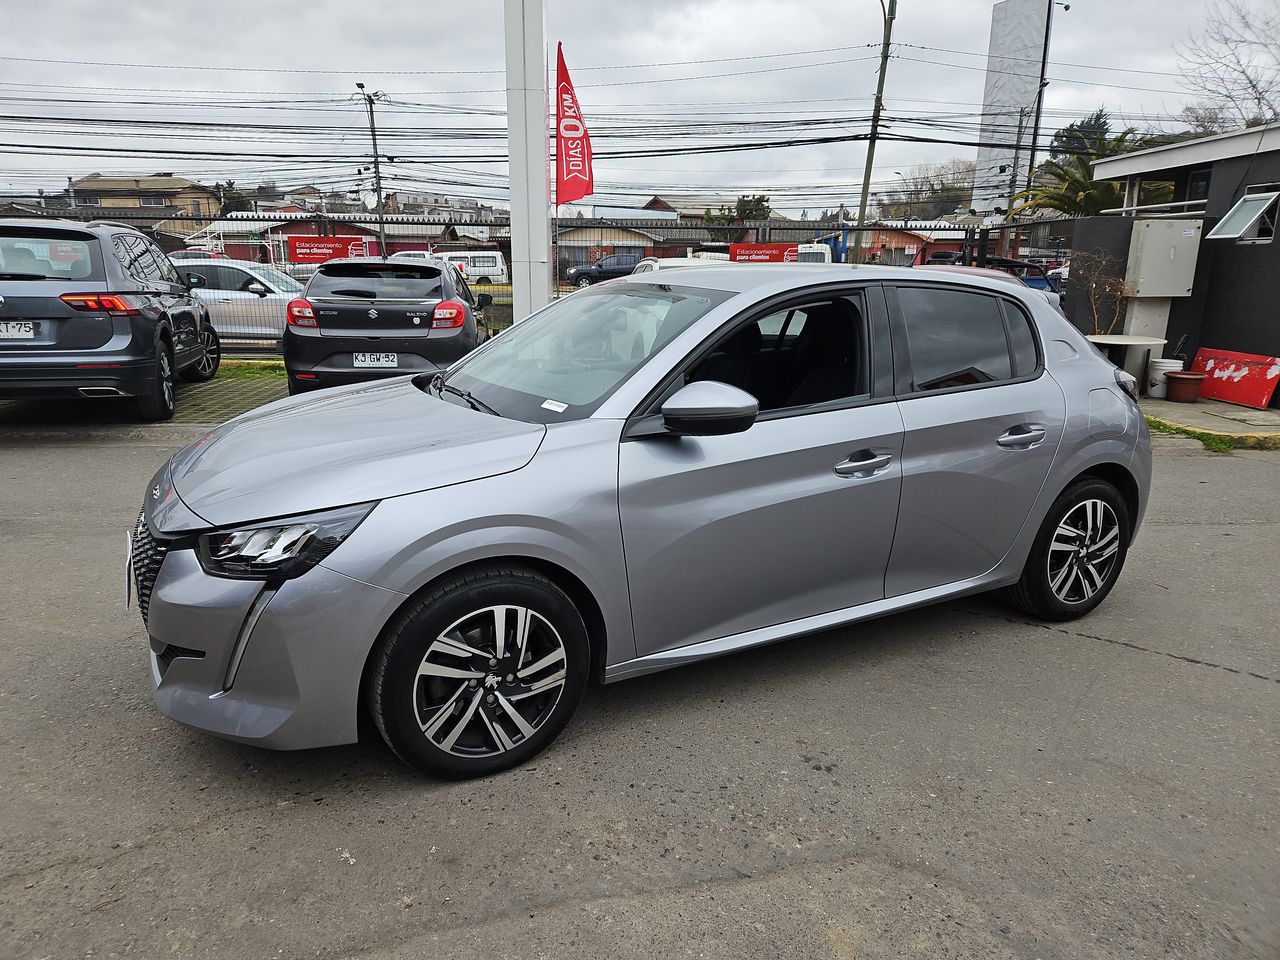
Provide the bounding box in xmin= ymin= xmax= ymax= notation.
xmin=554 ymin=42 xmax=594 ymax=206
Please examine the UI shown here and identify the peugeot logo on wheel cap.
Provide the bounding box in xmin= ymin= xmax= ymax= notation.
xmin=483 ymin=674 xmax=501 ymax=690
xmin=367 ymin=308 xmax=378 ymax=320
xmin=0 ymin=294 xmax=6 ymax=308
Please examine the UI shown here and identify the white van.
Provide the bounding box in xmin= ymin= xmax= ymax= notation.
xmin=440 ymin=250 xmax=509 ymax=285
xmin=797 ymin=242 xmax=833 ymax=263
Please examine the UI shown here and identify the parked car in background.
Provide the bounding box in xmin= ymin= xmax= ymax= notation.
xmin=796 ymin=242 xmax=833 ymax=263
xmin=168 ymin=249 xmax=226 ymax=261
xmin=283 ymin=258 xmax=490 ymax=394
xmin=283 ymin=262 xmax=321 ymax=283
xmin=0 ymin=218 xmax=219 ymax=420
xmin=440 ymin=250 xmax=508 ymax=285
xmin=132 ymin=264 xmax=1149 ymax=778
xmin=182 ymin=259 xmax=303 ymax=340
xmin=916 ymin=263 xmax=1065 ymax=315
xmin=565 ymin=253 xmax=641 ymax=287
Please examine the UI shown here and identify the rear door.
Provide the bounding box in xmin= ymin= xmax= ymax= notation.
xmin=306 ymin=262 xmax=445 ymax=338
xmin=884 ymin=283 xmax=1065 ymax=596
xmin=0 ymin=226 xmax=111 ymax=356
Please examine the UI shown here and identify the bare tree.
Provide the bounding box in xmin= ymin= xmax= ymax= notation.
xmin=1069 ymin=251 xmax=1133 ymax=336
xmin=1178 ymin=103 xmax=1237 ymax=136
xmin=1178 ymin=0 xmax=1280 ymax=126
xmin=875 ymin=159 xmax=976 ymax=220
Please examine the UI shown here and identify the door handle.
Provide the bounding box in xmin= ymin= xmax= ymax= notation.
xmin=996 ymin=425 xmax=1047 ymax=449
xmin=834 ymin=451 xmax=894 ymax=478
xmin=216 ymin=298 xmax=234 ymax=303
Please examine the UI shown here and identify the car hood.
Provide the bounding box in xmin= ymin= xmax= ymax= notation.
xmin=165 ymin=377 xmax=545 ymax=529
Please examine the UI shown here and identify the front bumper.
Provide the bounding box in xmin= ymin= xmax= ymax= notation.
xmin=143 ymin=548 xmax=406 ymax=749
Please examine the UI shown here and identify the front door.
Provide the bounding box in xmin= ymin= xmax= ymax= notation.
xmin=618 ymin=287 xmax=904 ymax=658
xmin=884 ymin=283 xmax=1066 ymax=596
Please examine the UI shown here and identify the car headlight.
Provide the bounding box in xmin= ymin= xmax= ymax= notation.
xmin=197 ymin=502 xmax=375 ymax=580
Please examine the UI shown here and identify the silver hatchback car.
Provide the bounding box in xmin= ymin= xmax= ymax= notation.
xmin=130 ymin=265 xmax=1151 ymax=778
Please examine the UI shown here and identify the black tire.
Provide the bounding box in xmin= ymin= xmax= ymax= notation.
xmin=475 ymin=276 xmax=492 ymax=285
xmin=369 ymin=566 xmax=590 ymax=779
xmin=135 ymin=341 xmax=175 ymax=421
xmin=1008 ymin=478 xmax=1131 ymax=621
xmin=286 ymin=379 xmax=310 ymax=396
xmin=180 ymin=326 xmax=221 ymax=383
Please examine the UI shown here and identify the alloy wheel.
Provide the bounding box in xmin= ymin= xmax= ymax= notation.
xmin=195 ymin=329 xmax=219 ymax=376
xmin=160 ymin=349 xmax=173 ymax=408
xmin=1046 ymin=499 xmax=1121 ymax=604
xmin=413 ymin=605 xmax=567 ymax=757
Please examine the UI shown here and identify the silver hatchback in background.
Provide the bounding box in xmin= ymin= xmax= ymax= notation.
xmin=129 ymin=264 xmax=1151 ymax=779
xmin=181 ymin=259 xmax=303 ymax=340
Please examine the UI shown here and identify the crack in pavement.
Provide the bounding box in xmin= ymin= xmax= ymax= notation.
xmin=954 ymin=608 xmax=1278 ymax=685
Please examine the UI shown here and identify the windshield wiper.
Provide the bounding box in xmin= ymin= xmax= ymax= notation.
xmin=0 ymin=271 xmax=51 ymax=280
xmin=431 ymin=372 xmax=499 ymax=417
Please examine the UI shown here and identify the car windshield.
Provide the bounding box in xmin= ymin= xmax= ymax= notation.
xmin=253 ymin=265 xmax=303 ymax=294
xmin=0 ymin=231 xmax=101 ymax=280
xmin=308 ymin=263 xmax=443 ymax=300
xmin=439 ymin=282 xmax=734 ymax=423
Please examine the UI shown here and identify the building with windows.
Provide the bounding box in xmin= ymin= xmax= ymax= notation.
xmin=68 ymin=174 xmax=220 ymax=217
xmin=1088 ymin=121 xmax=1280 ymax=383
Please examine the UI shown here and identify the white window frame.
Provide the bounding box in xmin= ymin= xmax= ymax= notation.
xmin=1205 ymin=191 xmax=1279 ymax=243
xmin=139 ymin=196 xmax=167 ymax=207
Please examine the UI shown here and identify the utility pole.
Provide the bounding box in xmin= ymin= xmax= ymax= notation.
xmin=356 ymin=82 xmax=388 ymax=256
xmin=855 ymin=0 xmax=897 ymax=264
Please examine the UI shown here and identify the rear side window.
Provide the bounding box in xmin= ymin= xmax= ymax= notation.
xmin=896 ymin=287 xmax=1013 ymax=392
xmin=114 ymin=236 xmax=174 ymax=286
xmin=0 ymin=230 xmax=101 ymax=280
xmin=185 ymin=264 xmax=252 ymax=291
xmin=1003 ymin=302 xmax=1040 ymax=378
xmin=308 ymin=263 xmax=443 ymax=300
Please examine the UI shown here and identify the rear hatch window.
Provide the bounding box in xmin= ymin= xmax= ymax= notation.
xmin=0 ymin=227 xmax=103 ymax=281
xmin=308 ymin=263 xmax=443 ymax=300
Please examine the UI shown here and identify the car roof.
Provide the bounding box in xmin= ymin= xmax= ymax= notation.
xmin=639 ymin=257 xmax=732 ymax=267
xmin=915 ymin=264 xmax=1026 ymax=286
xmin=0 ymin=217 xmax=140 ymax=237
xmin=620 ymin=262 xmax=1047 ymax=302
xmin=180 ymin=258 xmax=288 ymax=271
xmin=319 ymin=257 xmax=444 ymax=267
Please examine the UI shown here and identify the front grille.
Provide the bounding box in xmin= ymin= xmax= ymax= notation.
xmin=131 ymin=508 xmax=170 ymax=625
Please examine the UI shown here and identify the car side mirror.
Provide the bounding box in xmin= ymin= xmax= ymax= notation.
xmin=246 ymin=282 xmax=268 ymax=297
xmin=475 ymin=292 xmax=493 ymax=310
xmin=185 ymin=273 xmax=206 ymax=288
xmin=660 ymin=381 xmax=758 ymax=436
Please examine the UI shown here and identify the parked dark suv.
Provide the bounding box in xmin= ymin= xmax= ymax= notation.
xmin=284 ymin=257 xmax=490 ymax=394
xmin=0 ymin=219 xmax=221 ymax=420
xmin=564 ymin=253 xmax=641 ymax=287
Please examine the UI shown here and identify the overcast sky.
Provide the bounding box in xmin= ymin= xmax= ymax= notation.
xmin=0 ymin=0 xmax=1214 ymax=215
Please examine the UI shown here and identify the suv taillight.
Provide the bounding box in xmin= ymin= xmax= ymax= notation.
xmin=286 ymin=298 xmax=317 ymax=327
xmin=60 ymin=293 xmax=142 ymax=316
xmin=432 ymin=299 xmax=466 ymax=329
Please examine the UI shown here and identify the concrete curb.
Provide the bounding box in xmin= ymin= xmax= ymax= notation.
xmin=1144 ymin=415 xmax=1280 ymax=451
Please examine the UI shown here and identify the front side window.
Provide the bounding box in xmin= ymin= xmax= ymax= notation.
xmin=184 ymin=264 xmax=237 ymax=291
xmin=688 ymin=295 xmax=868 ymax=412
xmin=896 ymin=287 xmax=1014 ymax=392
xmin=249 ymin=265 xmax=302 ymax=294
xmin=442 ymin=283 xmax=735 ymax=423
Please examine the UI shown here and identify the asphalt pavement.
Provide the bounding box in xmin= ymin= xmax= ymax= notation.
xmin=0 ymin=423 xmax=1276 ymax=960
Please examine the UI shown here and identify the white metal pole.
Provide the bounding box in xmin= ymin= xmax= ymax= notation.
xmin=504 ymin=0 xmax=551 ymax=322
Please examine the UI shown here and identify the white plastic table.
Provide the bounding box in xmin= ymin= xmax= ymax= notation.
xmin=1086 ymin=335 xmax=1168 ymax=386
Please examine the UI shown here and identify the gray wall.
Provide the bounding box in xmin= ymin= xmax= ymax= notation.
xmin=1062 ymin=217 xmax=1133 ymax=336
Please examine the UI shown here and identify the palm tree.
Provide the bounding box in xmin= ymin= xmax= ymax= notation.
xmin=1014 ymin=130 xmax=1170 ymax=216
